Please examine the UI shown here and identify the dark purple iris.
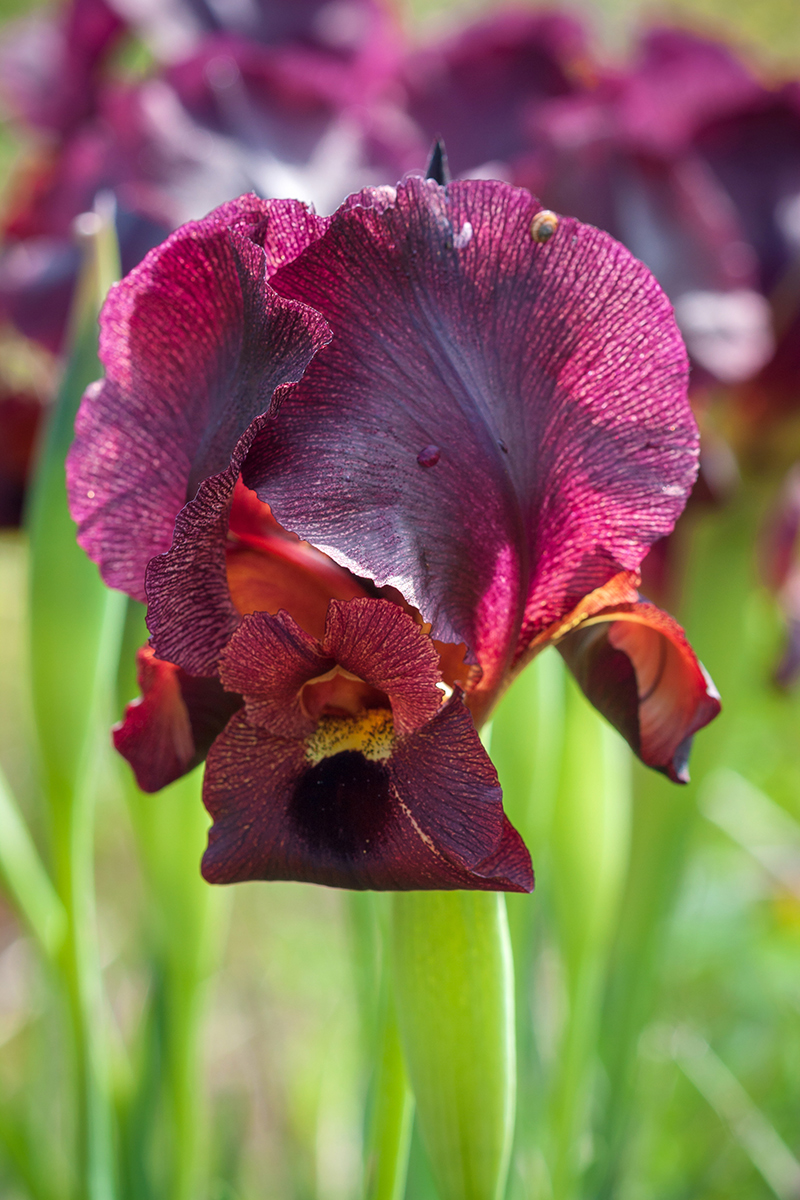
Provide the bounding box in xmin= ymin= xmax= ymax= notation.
xmin=68 ymin=176 xmax=720 ymax=891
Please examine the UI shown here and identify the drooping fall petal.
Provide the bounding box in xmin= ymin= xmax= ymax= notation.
xmin=201 ymin=596 xmax=532 ymax=891
xmin=201 ymin=702 xmax=532 ymax=891
xmin=114 ymin=646 xmax=242 ymax=792
xmin=555 ymin=578 xmax=720 ymax=782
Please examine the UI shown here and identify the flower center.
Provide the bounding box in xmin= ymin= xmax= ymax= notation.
xmin=305 ymin=710 xmax=395 ymax=764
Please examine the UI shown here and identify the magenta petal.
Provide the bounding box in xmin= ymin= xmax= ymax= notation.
xmin=66 ymin=195 xmax=331 ymax=601
xmin=558 ymin=601 xmax=721 ymax=783
xmin=113 ymin=646 xmax=242 ymax=793
xmin=201 ymin=701 xmax=532 ymax=892
xmin=0 ymin=0 xmax=125 ymax=136
xmin=242 ymin=177 xmax=695 ymax=696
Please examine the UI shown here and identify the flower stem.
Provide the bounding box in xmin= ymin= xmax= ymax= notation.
xmin=391 ymin=891 xmax=515 ymax=1200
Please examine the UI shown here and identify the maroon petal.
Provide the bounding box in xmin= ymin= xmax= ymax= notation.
xmin=695 ymin=83 xmax=800 ymax=294
xmin=145 ymin=467 xmax=242 ymax=676
xmin=145 ymin=474 xmax=370 ymax=677
xmin=201 ymin=700 xmax=532 ymax=891
xmin=617 ymin=28 xmax=762 ymax=157
xmin=0 ymin=390 xmax=43 ymax=528
xmin=113 ymin=645 xmax=242 ymax=792
xmin=323 ymin=598 xmax=442 ymax=734
xmin=217 ymin=598 xmax=444 ymax=738
xmin=242 ymin=177 xmax=695 ymax=706
xmin=218 ymin=608 xmax=331 ymax=738
xmin=66 ymin=195 xmax=331 ymax=601
xmin=556 ymin=586 xmax=720 ymax=782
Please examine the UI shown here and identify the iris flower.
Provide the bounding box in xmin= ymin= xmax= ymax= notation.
xmin=68 ymin=177 xmax=719 ymax=891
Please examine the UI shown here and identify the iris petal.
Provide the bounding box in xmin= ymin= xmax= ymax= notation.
xmin=201 ymin=700 xmax=532 ymax=891
xmin=242 ymin=176 xmax=696 ymax=709
xmin=114 ymin=645 xmax=242 ymax=792
xmin=557 ymin=593 xmax=720 ymax=782
xmin=67 ymin=194 xmax=331 ymax=601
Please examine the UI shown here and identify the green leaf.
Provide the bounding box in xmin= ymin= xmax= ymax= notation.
xmin=391 ymin=891 xmax=515 ymax=1200
xmin=546 ymin=676 xmax=632 ymax=1200
xmin=27 ymin=196 xmax=123 ymax=799
xmin=25 ymin=197 xmax=124 ymax=1200
xmin=364 ymin=990 xmax=415 ymax=1200
xmin=0 ymin=763 xmax=65 ymax=958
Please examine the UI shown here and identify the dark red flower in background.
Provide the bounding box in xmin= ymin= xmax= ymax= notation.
xmin=0 ymin=389 xmax=45 ymax=527
xmin=528 ymin=28 xmax=777 ymax=388
xmin=400 ymin=9 xmax=590 ymax=181
xmin=68 ymin=177 xmax=719 ymax=890
xmin=0 ymin=0 xmax=413 ymax=354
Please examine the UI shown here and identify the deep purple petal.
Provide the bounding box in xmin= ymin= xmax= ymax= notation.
xmin=67 ymin=195 xmax=331 ymax=601
xmin=387 ymin=696 xmax=531 ymax=887
xmin=241 ymin=176 xmax=695 ymax=707
xmin=527 ymin=30 xmax=771 ymax=376
xmin=113 ymin=645 xmax=242 ymax=792
xmin=201 ymin=701 xmax=532 ymax=891
xmin=0 ymin=390 xmax=43 ymax=528
xmin=616 ymin=28 xmax=762 ymax=157
xmin=0 ymin=0 xmax=125 ymax=136
xmin=556 ymin=584 xmax=720 ymax=782
xmin=146 ymin=474 xmax=372 ymax=677
xmin=217 ymin=598 xmax=444 ymax=738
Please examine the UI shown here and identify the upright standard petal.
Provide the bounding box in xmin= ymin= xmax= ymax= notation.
xmin=66 ymin=195 xmax=331 ymax=600
xmin=241 ymin=177 xmax=696 ymax=712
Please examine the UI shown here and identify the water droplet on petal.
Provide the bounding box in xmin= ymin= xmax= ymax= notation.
xmin=498 ymin=439 xmax=508 ymax=453
xmin=530 ymin=210 xmax=559 ymax=243
xmin=417 ymin=445 xmax=441 ymax=467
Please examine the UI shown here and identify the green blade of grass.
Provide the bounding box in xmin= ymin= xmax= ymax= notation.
xmin=0 ymin=762 xmax=65 ymax=958
xmin=26 ymin=197 xmax=124 ymax=1200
